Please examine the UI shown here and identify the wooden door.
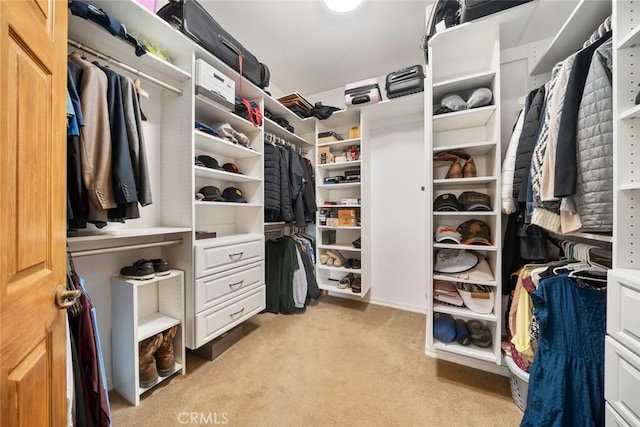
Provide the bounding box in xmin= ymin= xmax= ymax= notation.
xmin=0 ymin=0 xmax=68 ymax=425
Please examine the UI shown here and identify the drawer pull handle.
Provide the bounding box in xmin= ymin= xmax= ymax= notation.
xmin=228 ymin=280 xmax=244 ymax=289
xmin=229 ymin=307 xmax=245 ymax=318
xmin=228 ymin=252 xmax=244 ymax=260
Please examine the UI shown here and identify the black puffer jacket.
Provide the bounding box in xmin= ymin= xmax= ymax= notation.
xmin=278 ymin=147 xmax=293 ymax=222
xmin=513 ymin=85 xmax=546 ymax=205
xmin=264 ymin=144 xmax=281 ymax=219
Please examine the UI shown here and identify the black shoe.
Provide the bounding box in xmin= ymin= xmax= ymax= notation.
xmin=344 ymin=259 xmax=354 ymax=269
xmin=352 ymin=238 xmax=361 ymax=249
xmin=150 ymin=259 xmax=171 ymax=276
xmin=120 ymin=260 xmax=155 ymax=280
xmin=352 ymin=259 xmax=361 ymax=270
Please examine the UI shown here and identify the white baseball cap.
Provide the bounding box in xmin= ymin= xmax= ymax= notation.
xmin=435 ymin=226 xmax=462 ymax=244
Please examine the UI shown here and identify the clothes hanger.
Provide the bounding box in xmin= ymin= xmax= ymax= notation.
xmin=134 ymin=75 xmax=149 ymax=99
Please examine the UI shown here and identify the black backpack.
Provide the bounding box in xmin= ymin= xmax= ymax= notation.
xmin=421 ymin=0 xmax=461 ymax=64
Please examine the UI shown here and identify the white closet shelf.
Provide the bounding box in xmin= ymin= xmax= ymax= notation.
xmin=67 ymin=226 xmax=191 ymax=243
xmin=320 ymin=204 xmax=362 ymax=208
xmin=317 ymin=244 xmax=362 ymax=252
xmin=317 ymin=108 xmax=360 ymax=129
xmin=139 ymin=361 xmax=183 ymax=394
xmin=432 ymin=106 xmax=496 ymax=132
xmin=552 ymin=231 xmax=613 ymax=243
xmin=529 ymin=0 xmax=612 ymax=75
xmin=619 ymin=104 xmax=640 ymax=121
xmin=618 ymin=25 xmax=640 ymax=50
xmin=433 ymin=274 xmax=497 ymax=288
xmin=137 ymin=312 xmax=181 ymax=342
xmin=434 ymin=304 xmax=497 ymax=322
xmin=620 ymin=182 xmax=640 ymax=191
xmin=318 ymin=281 xmax=365 ymax=297
xmin=318 ymin=265 xmax=362 ymax=274
xmin=194 ymin=166 xmax=261 ymax=183
xmin=432 ymin=71 xmax=496 ymax=102
xmin=432 ymin=341 xmax=497 ymax=364
xmin=318 ymin=161 xmax=362 ymax=172
xmin=433 ymin=177 xmax=497 ymax=186
xmin=194 ymin=233 xmax=264 ymax=246
xmin=194 ymin=130 xmax=261 ymax=159
xmin=195 ymin=95 xmax=260 ymax=135
xmin=434 ymin=243 xmax=498 ymax=252
xmin=317 ymin=138 xmax=361 ymax=151
xmin=67 ymin=14 xmax=191 ymax=84
xmin=195 ymin=201 xmax=261 ymax=208
xmin=264 ymin=118 xmax=313 ymax=149
xmin=363 ymin=93 xmax=425 ymax=123
xmin=318 ymin=226 xmax=362 ymax=230
xmin=433 ymin=211 xmax=498 ymax=217
xmin=263 ymin=96 xmax=315 ymax=135
xmin=433 ymin=141 xmax=497 ymax=157
xmin=318 ymin=182 xmax=361 ymax=189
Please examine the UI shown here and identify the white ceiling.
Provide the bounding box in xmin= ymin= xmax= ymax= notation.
xmin=190 ymin=0 xmax=581 ymax=97
xmin=196 ymin=0 xmax=433 ymax=96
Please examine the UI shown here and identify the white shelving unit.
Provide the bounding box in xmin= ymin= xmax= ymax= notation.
xmin=315 ymin=108 xmax=369 ymax=297
xmin=607 ymin=2 xmax=640 ymax=424
xmin=426 ymin=19 xmax=504 ymax=373
xmin=112 ymin=270 xmax=185 ymax=406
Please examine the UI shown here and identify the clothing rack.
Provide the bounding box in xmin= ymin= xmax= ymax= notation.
xmin=264 ymin=131 xmax=303 ymax=154
xmin=68 ymin=238 xmax=183 ymax=258
xmin=68 ymin=38 xmax=183 ymax=96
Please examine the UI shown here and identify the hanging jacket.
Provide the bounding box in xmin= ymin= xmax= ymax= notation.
xmin=302 ymin=157 xmax=317 ymax=223
xmin=502 ymin=109 xmax=525 ymax=214
xmin=573 ymin=39 xmax=613 ymax=232
xmin=278 ymin=147 xmax=293 ymax=222
xmin=264 ymin=143 xmax=281 ymax=219
xmin=513 ymin=86 xmax=545 ymax=206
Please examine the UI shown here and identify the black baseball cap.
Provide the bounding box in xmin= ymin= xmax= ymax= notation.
xmin=197 ymin=155 xmax=224 ymax=170
xmin=198 ymin=186 xmax=226 ymax=202
xmin=458 ymin=191 xmax=491 ymax=211
xmin=222 ymin=187 xmax=247 ymax=203
xmin=223 ymin=163 xmax=241 ymax=174
xmin=434 ymin=193 xmax=458 ymax=211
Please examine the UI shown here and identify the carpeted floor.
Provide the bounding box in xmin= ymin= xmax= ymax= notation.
xmin=110 ymin=296 xmax=523 ymax=426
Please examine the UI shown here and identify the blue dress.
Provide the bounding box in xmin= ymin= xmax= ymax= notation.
xmin=520 ymin=274 xmax=606 ymax=427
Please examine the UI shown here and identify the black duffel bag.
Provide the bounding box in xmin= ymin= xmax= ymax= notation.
xmin=460 ymin=0 xmax=533 ymax=23
xmin=158 ymin=0 xmax=270 ymax=89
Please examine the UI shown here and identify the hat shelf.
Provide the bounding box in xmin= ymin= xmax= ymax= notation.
xmin=433 ymin=243 xmax=499 ymax=252
xmin=434 ymin=304 xmax=497 ymax=322
xmin=194 ymin=130 xmax=262 ymax=160
xmin=433 ymin=274 xmax=497 ymax=288
xmin=194 ymin=166 xmax=262 ymax=183
xmin=433 ymin=339 xmax=497 ymax=364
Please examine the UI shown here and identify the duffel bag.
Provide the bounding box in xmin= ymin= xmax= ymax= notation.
xmin=157 ymin=0 xmax=270 ymax=89
xmin=460 ymin=0 xmax=533 ymax=23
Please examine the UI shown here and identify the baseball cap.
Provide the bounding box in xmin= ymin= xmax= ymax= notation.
xmin=433 ymin=249 xmax=479 ymax=273
xmin=458 ymin=191 xmax=492 ymax=211
xmin=433 ymin=313 xmax=456 ymax=342
xmin=433 ymin=280 xmax=464 ymax=306
xmin=457 ymin=219 xmax=493 ymax=246
xmin=198 ymin=186 xmax=226 ymax=202
xmin=434 ymin=193 xmax=459 ymax=211
xmin=456 ymin=283 xmax=494 ymax=314
xmin=223 ymin=163 xmax=242 ymax=174
xmin=197 ymin=155 xmax=224 ymax=170
xmin=222 ymin=187 xmax=247 ymax=203
xmin=434 ymin=226 xmax=462 ymax=244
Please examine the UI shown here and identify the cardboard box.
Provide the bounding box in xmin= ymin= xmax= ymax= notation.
xmin=349 ymin=126 xmax=361 ymax=139
xmin=341 ymin=198 xmax=360 ymax=205
xmin=338 ymin=209 xmax=357 ymax=226
xmin=327 ymin=218 xmax=339 ymax=227
xmin=318 ymin=146 xmax=333 ymax=164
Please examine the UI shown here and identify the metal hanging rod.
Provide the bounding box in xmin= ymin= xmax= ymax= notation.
xmin=69 ymin=238 xmax=183 ymax=258
xmin=68 ymin=38 xmax=183 ymax=96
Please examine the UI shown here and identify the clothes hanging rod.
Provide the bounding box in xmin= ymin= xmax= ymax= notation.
xmin=67 ymin=38 xmax=183 ymax=96
xmin=69 ymin=238 xmax=183 ymax=258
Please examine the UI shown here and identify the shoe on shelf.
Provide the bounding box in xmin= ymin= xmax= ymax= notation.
xmin=325 ymin=250 xmax=346 ymax=268
xmin=320 ymin=252 xmax=330 ymax=265
xmin=150 ymin=258 xmax=171 ymax=276
xmin=462 ymin=157 xmax=477 ymax=178
xmin=351 ymin=275 xmax=362 ymax=294
xmin=139 ymin=333 xmax=163 ymax=388
xmin=338 ymin=273 xmax=355 ymax=289
xmin=352 ymin=237 xmax=361 ymax=249
xmin=155 ymin=325 xmax=178 ymax=377
xmin=352 ymin=259 xmax=362 ymax=270
xmin=344 ymin=258 xmax=354 ymax=269
xmin=120 ymin=260 xmax=155 ymax=280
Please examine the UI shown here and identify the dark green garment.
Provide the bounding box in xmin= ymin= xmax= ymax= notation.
xmin=265 ymin=238 xmax=298 ymax=313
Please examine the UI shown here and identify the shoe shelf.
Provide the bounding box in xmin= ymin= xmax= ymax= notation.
xmin=317 ymin=281 xmax=362 ymax=296
xmin=433 ymin=176 xmax=497 ymax=186
xmin=138 ymin=361 xmax=184 ymax=394
xmin=194 ymin=166 xmax=262 ymax=183
xmin=317 ymin=244 xmax=362 ymax=252
xmin=432 ymin=340 xmax=497 ymax=364
xmin=195 ymin=94 xmax=259 ymax=135
xmin=433 ymin=274 xmax=497 ymax=288
xmin=194 ymin=130 xmax=262 ymax=159
xmin=112 ymin=270 xmax=185 ymax=406
xmin=317 ymin=137 xmax=361 ymax=151
xmin=432 ymin=106 xmax=497 ymax=132
xmin=67 ymin=227 xmax=191 ymax=244
xmin=432 ymin=71 xmax=496 ymax=101
xmin=318 ymin=160 xmax=362 ymax=172
xmin=433 ymin=141 xmax=497 ymax=157
xmin=263 ymin=118 xmax=313 ymax=149
xmin=433 ymin=304 xmax=497 ymax=322
xmin=317 ymin=265 xmax=362 ymax=274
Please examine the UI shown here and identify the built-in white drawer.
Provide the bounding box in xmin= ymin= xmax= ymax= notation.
xmin=607 ymin=271 xmax=640 ymax=356
xmin=195 ymin=285 xmax=265 ymax=348
xmin=195 ymin=261 xmax=264 ymax=313
xmin=605 ymin=337 xmax=640 ymax=426
xmin=195 ymin=238 xmax=264 ymax=278
xmin=606 ymin=403 xmax=632 ymax=427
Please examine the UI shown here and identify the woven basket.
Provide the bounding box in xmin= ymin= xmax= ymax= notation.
xmin=504 ymin=355 xmax=529 ymax=412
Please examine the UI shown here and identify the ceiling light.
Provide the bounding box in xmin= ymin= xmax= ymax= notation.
xmin=321 ymin=0 xmax=365 ymax=13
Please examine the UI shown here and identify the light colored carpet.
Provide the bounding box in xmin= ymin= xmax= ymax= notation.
xmin=110 ymin=296 xmax=523 ymax=426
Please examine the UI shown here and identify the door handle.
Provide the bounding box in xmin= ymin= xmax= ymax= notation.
xmin=228 ymin=280 xmax=244 ymax=289
xmin=229 ymin=307 xmax=245 ymax=318
xmin=55 ymin=286 xmax=81 ymax=310
xmin=228 ymin=252 xmax=244 ymax=260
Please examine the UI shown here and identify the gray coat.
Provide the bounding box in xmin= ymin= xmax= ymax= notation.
xmin=573 ymin=39 xmax=613 ymax=232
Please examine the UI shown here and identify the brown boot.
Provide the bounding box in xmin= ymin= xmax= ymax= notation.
xmin=139 ymin=333 xmax=163 ymax=388
xmin=447 ymin=149 xmax=471 ymax=160
xmin=445 ymin=157 xmax=463 ymax=179
xmin=155 ymin=326 xmax=178 ymax=377
xmin=463 ymin=157 xmax=477 ymax=178
xmin=433 ymin=152 xmax=459 ymax=162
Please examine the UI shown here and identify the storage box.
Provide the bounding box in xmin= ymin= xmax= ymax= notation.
xmin=194 ymin=59 xmax=235 ymax=111
xmin=341 ymin=198 xmax=360 ymax=205
xmin=327 ymin=218 xmax=339 ymax=227
xmin=349 ymin=126 xmax=361 ymax=139
xmin=190 ymin=324 xmax=243 ymax=361
xmin=318 ymin=146 xmax=334 ymax=165
xmin=338 ymin=209 xmax=357 ymax=227
xmin=322 ymin=229 xmax=336 ymax=245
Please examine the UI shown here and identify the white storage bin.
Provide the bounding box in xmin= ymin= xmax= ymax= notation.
xmin=504 ymin=355 xmax=529 ymax=412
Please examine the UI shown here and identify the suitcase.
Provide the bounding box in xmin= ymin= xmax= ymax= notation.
xmin=460 ymin=0 xmax=533 ymax=23
xmin=385 ymin=65 xmax=425 ymax=99
xmin=344 ymin=78 xmax=382 ymax=108
xmin=157 ymin=0 xmax=270 ymax=89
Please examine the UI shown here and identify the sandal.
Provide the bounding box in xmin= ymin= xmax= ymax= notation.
xmin=338 ymin=273 xmax=355 ymax=289
xmin=351 ymin=275 xmax=362 ymax=293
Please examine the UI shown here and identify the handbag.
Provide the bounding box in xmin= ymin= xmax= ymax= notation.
xmin=235 ymin=97 xmax=263 ymax=127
